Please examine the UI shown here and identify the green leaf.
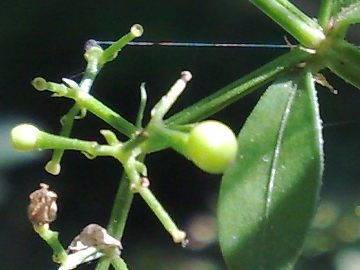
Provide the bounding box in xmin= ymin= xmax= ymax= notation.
xmin=218 ymin=72 xmax=324 ymax=270
xmin=329 ymin=0 xmax=360 ymax=16
xmin=318 ymin=0 xmax=360 ymax=34
xmin=326 ymin=0 xmax=360 ymax=35
xmin=326 ymin=40 xmax=360 ymax=90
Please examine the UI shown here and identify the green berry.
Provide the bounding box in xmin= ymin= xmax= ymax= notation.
xmin=11 ymin=124 xmax=40 ymax=151
xmin=185 ymin=120 xmax=238 ymax=174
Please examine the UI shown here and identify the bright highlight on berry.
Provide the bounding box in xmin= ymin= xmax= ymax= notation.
xmin=185 ymin=120 xmax=238 ymax=174
xmin=11 ymin=124 xmax=40 ymax=151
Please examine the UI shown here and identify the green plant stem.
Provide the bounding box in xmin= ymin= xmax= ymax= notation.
xmin=111 ymin=257 xmax=129 ymax=270
xmin=47 ymin=46 xmax=104 ymax=173
xmin=142 ymin=123 xmax=188 ymax=154
xmin=165 ymin=47 xmax=311 ymax=125
xmin=96 ymin=256 xmax=129 ymax=270
xmin=35 ymin=78 xmax=137 ymax=137
xmin=41 ymin=25 xmax=143 ymax=173
xmin=33 ymin=129 xmax=122 ymax=156
xmin=137 ymin=185 xmax=186 ymax=243
xmin=49 ymin=105 xmax=81 ymax=167
xmin=317 ymin=0 xmax=333 ymax=29
xmin=96 ymin=256 xmax=128 ymax=270
xmin=73 ymin=91 xmax=137 ymax=137
xmin=96 ymin=174 xmax=134 ymax=270
xmin=249 ymin=0 xmax=325 ymax=48
xmin=97 ymin=158 xmax=184 ymax=270
xmin=151 ymin=71 xmax=192 ymax=122
xmin=106 ymin=174 xmax=134 ymax=239
xmin=95 ymin=258 xmax=111 ymax=270
xmin=96 ymin=173 xmax=135 ymax=270
xmin=100 ymin=24 xmax=144 ymax=65
xmin=135 ymin=83 xmax=147 ymax=128
xmin=33 ymin=224 xmax=68 ymax=263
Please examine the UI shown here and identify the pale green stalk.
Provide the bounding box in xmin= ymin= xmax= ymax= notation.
xmin=248 ymin=0 xmax=325 ymax=48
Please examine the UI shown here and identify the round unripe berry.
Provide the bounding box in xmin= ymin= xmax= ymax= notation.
xmin=11 ymin=124 xmax=40 ymax=151
xmin=185 ymin=120 xmax=238 ymax=174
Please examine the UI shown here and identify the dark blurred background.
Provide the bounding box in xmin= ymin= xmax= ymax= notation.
xmin=1 ymin=0 xmax=360 ymax=269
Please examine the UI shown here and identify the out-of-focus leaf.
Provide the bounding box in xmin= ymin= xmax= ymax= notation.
xmin=332 ymin=0 xmax=360 ymax=35
xmin=329 ymin=0 xmax=360 ymax=15
xmin=326 ymin=41 xmax=360 ymax=90
xmin=218 ymin=72 xmax=324 ymax=270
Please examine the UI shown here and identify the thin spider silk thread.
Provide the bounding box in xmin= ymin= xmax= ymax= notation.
xmin=94 ymin=40 xmax=294 ymax=49
xmin=85 ymin=39 xmax=360 ymax=127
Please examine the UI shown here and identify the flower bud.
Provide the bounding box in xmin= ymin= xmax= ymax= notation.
xmin=28 ymin=183 xmax=58 ymax=225
xmin=31 ymin=77 xmax=47 ymax=91
xmin=130 ymin=24 xmax=144 ymax=38
xmin=45 ymin=160 xmax=61 ymax=175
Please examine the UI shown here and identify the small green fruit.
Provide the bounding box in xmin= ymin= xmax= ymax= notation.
xmin=185 ymin=120 xmax=238 ymax=174
xmin=11 ymin=124 xmax=40 ymax=151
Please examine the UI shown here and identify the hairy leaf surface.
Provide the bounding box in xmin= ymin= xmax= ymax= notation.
xmin=218 ymin=72 xmax=324 ymax=270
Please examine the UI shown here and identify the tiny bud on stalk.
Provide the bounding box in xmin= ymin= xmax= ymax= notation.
xmin=171 ymin=229 xmax=187 ymax=244
xmin=45 ymin=160 xmax=61 ymax=175
xmin=180 ymin=70 xmax=192 ymax=82
xmin=130 ymin=24 xmax=144 ymax=38
xmin=31 ymin=77 xmax=47 ymax=91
